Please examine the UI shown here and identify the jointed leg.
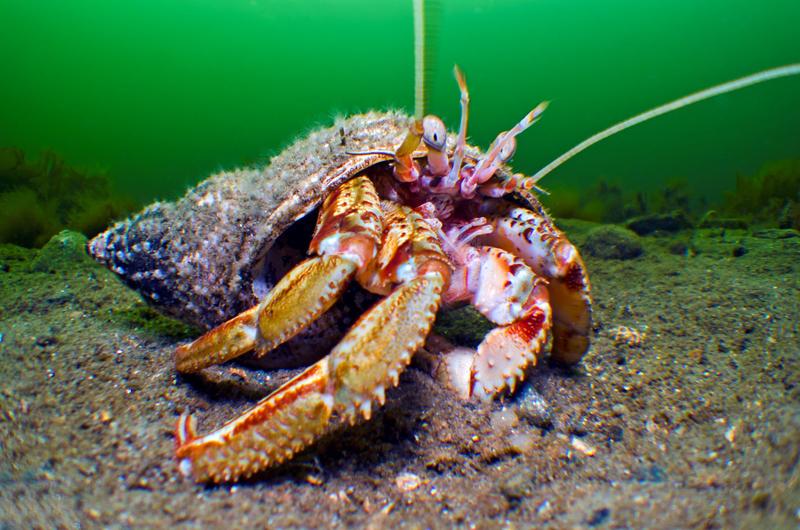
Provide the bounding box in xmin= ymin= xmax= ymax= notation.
xmin=175 ymin=175 xmax=382 ymax=373
xmin=479 ymin=204 xmax=592 ymax=365
xmin=175 ymin=199 xmax=451 ymax=482
xmin=442 ymin=246 xmax=552 ymax=399
xmin=175 ymin=274 xmax=443 ymax=482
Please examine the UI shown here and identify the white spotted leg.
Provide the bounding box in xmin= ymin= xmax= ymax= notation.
xmin=480 ymin=203 xmax=592 ymax=365
xmin=439 ymin=245 xmax=552 ymax=400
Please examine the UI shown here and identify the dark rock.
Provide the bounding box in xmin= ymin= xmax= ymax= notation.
xmin=607 ymin=425 xmax=624 ymax=442
xmin=31 ymin=231 xmax=91 ymax=273
xmin=584 ymin=225 xmax=643 ymax=260
xmin=626 ymin=210 xmax=693 ymax=235
xmin=668 ymin=240 xmax=689 ymax=255
xmin=586 ymin=507 xmax=610 ymax=527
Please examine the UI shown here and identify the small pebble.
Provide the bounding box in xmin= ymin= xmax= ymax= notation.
xmin=516 ymin=386 xmax=553 ymax=428
xmin=500 ymin=470 xmax=532 ymax=501
xmin=725 ymin=420 xmax=742 ymax=444
xmin=395 ymin=472 xmax=422 ymax=492
xmin=305 ymin=474 xmax=323 ymax=486
xmin=490 ymin=408 xmax=519 ymax=432
xmin=507 ymin=433 xmax=536 ymax=454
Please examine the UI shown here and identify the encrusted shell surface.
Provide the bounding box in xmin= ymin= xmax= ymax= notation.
xmin=88 ymin=110 xmax=531 ymax=330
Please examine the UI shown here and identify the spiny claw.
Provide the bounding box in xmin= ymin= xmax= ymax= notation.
xmin=175 ymin=273 xmax=444 ymax=483
xmin=441 ymin=244 xmax=552 ymax=400
xmin=482 ymin=205 xmax=592 ymax=365
xmin=175 ymin=361 xmax=335 ymax=483
xmin=330 ymin=273 xmax=444 ymax=422
xmin=176 ymin=176 xmax=382 ymax=374
xmin=470 ymin=302 xmax=551 ymax=400
xmin=175 ymin=255 xmax=358 ymax=373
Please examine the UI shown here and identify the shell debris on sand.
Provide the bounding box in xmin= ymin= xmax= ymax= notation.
xmin=395 ymin=472 xmax=423 ymax=492
xmin=571 ymin=436 xmax=597 ymax=457
xmin=610 ymin=325 xmax=648 ymax=347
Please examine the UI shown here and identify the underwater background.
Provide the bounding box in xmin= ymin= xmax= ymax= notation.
xmin=1 ymin=0 xmax=798 ymax=245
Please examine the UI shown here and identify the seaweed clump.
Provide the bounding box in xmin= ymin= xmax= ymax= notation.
xmin=544 ymin=178 xmax=704 ymax=224
xmin=720 ymin=159 xmax=800 ymax=230
xmin=0 ymin=147 xmax=136 ymax=247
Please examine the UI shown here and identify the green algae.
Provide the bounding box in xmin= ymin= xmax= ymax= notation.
xmin=0 ymin=147 xmax=136 ymax=248
xmin=721 ymin=159 xmax=800 ymax=230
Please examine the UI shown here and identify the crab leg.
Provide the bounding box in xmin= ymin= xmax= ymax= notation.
xmin=442 ymin=246 xmax=552 ymax=399
xmin=175 ymin=201 xmax=452 ymax=482
xmin=479 ymin=204 xmax=592 ymax=365
xmin=392 ymin=119 xmax=424 ymax=182
xmin=176 ymin=273 xmax=443 ymax=483
xmin=175 ymin=175 xmax=382 ymax=373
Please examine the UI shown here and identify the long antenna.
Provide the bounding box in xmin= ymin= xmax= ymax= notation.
xmin=530 ymin=63 xmax=800 ymax=184
xmin=413 ymin=0 xmax=425 ymax=120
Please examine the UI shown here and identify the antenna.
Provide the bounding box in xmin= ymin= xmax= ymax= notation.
xmin=413 ymin=0 xmax=424 ymax=120
xmin=530 ymin=63 xmax=800 ymax=184
xmin=413 ymin=0 xmax=439 ymax=120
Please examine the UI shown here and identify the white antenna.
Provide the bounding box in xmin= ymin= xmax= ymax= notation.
xmin=530 ymin=63 xmax=800 ymax=184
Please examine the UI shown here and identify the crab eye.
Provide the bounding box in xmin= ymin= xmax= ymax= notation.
xmin=498 ymin=136 xmax=517 ymax=162
xmin=422 ymin=115 xmax=447 ymax=151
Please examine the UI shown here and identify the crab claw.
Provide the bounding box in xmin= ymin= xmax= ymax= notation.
xmin=175 ymin=272 xmax=444 ymax=483
xmin=174 ymin=195 xmax=452 ymax=482
xmin=175 ymin=255 xmax=358 ymax=372
xmin=442 ymin=246 xmax=552 ymax=400
xmin=175 ymin=176 xmax=382 ymax=373
xmin=482 ymin=204 xmax=592 ymax=365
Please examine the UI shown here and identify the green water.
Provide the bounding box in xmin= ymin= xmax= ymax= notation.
xmin=1 ymin=0 xmax=798 ymax=204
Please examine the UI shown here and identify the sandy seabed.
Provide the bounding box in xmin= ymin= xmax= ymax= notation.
xmin=0 ymin=223 xmax=798 ymax=529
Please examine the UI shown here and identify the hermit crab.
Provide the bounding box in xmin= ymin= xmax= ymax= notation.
xmin=88 ymin=68 xmax=592 ymax=482
xmin=88 ymin=49 xmax=799 ymax=481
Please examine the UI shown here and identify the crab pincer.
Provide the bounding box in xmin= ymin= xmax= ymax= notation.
xmin=174 ymin=176 xmax=451 ymax=483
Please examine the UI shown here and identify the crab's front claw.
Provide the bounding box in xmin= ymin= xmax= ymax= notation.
xmin=439 ymin=246 xmax=552 ymax=400
xmin=174 ymin=255 xmax=358 ymax=373
xmin=481 ymin=205 xmax=592 ymax=366
xmin=175 ymin=175 xmax=383 ymax=373
xmin=470 ymin=292 xmax=551 ymax=400
xmin=175 ymin=273 xmax=444 ymax=483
